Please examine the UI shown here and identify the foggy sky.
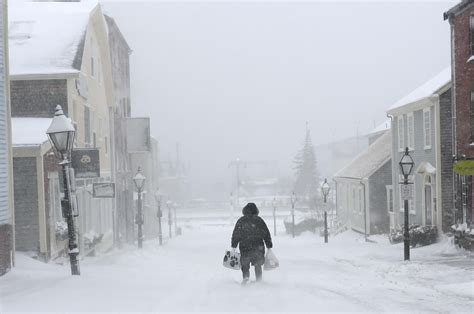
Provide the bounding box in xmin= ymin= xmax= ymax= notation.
xmin=101 ymin=0 xmax=456 ymax=198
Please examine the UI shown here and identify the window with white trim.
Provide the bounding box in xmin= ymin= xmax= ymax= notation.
xmin=407 ymin=112 xmax=415 ymax=150
xmin=352 ymin=187 xmax=356 ymax=212
xmin=84 ymin=106 xmax=91 ymax=146
xmin=423 ymin=108 xmax=431 ymax=149
xmin=398 ymin=116 xmax=405 ymax=151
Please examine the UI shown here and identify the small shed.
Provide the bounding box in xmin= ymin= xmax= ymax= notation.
xmin=334 ymin=131 xmax=392 ymax=235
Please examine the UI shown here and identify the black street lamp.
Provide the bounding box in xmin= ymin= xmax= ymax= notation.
xmin=399 ymin=147 xmax=414 ymax=261
xmin=46 ymin=105 xmax=80 ymax=275
xmin=154 ymin=190 xmax=163 ymax=246
xmin=321 ymin=178 xmax=331 ymax=243
xmin=271 ymin=197 xmax=277 ymax=236
xmin=290 ymin=192 xmax=297 ymax=238
xmin=133 ymin=167 xmax=146 ymax=249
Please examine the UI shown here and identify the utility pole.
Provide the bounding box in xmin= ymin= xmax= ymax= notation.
xmin=290 ymin=192 xmax=297 ymax=238
xmin=228 ymin=158 xmax=246 ymax=211
xmin=167 ymin=200 xmax=172 ymax=239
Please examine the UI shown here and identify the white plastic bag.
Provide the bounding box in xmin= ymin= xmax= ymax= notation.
xmin=223 ymin=249 xmax=241 ymax=270
xmin=264 ymin=248 xmax=279 ymax=270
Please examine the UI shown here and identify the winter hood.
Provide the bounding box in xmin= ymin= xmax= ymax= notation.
xmin=242 ymin=203 xmax=259 ymax=216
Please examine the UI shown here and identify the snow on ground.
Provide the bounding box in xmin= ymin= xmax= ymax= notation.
xmin=1 ymin=222 xmax=473 ymax=313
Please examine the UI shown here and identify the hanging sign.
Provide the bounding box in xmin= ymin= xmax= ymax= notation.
xmin=401 ymin=185 xmax=413 ymax=200
xmin=453 ymin=160 xmax=474 ymax=176
xmin=93 ymin=183 xmax=115 ymax=198
xmin=71 ymin=149 xmax=100 ymax=178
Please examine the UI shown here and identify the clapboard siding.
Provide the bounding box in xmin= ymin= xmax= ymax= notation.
xmin=0 ymin=0 xmax=10 ymax=226
xmin=13 ymin=157 xmax=39 ymax=252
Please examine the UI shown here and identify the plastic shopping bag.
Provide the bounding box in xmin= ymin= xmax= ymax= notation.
xmin=264 ymin=248 xmax=279 ymax=271
xmin=223 ymin=249 xmax=241 ymax=270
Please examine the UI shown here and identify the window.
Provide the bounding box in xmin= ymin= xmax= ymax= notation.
xmin=407 ymin=112 xmax=414 ymax=150
xmin=105 ymin=136 xmax=108 ymax=154
xmin=471 ymin=91 xmax=474 ymax=143
xmin=352 ymin=187 xmax=356 ymax=212
xmin=84 ymin=106 xmax=91 ymax=145
xmin=470 ymin=16 xmax=474 ymax=56
xmin=423 ymin=108 xmax=432 ymax=149
xmin=398 ymin=116 xmax=405 ymax=151
xmin=90 ymin=38 xmax=97 ymax=78
xmin=386 ymin=186 xmax=394 ymax=213
xmin=9 ymin=21 xmax=34 ymax=41
xmin=359 ymin=187 xmax=363 ymax=214
xmin=91 ymin=56 xmax=95 ymax=77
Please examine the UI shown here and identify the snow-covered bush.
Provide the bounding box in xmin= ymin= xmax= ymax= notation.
xmin=83 ymin=231 xmax=103 ymax=250
xmin=452 ymin=223 xmax=474 ymax=251
xmin=388 ymin=224 xmax=438 ymax=247
xmin=55 ymin=221 xmax=68 ymax=241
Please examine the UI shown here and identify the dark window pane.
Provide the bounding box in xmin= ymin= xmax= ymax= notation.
xmin=471 ymin=91 xmax=474 ymax=142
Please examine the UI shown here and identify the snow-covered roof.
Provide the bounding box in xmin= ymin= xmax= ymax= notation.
xmin=368 ymin=119 xmax=391 ymax=135
xmin=387 ymin=67 xmax=451 ymax=112
xmin=9 ymin=0 xmax=98 ymax=76
xmin=334 ymin=131 xmax=391 ymax=180
xmin=12 ymin=118 xmax=52 ymax=146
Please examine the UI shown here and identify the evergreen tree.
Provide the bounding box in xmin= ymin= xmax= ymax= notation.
xmin=293 ymin=125 xmax=320 ymax=202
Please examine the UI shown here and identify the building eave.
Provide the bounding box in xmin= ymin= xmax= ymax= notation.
xmin=10 ymin=72 xmax=79 ymax=81
xmin=444 ymin=0 xmax=474 ymax=20
xmin=387 ymin=82 xmax=451 ymax=116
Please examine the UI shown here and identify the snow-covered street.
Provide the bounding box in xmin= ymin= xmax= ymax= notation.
xmin=1 ymin=222 xmax=473 ymax=313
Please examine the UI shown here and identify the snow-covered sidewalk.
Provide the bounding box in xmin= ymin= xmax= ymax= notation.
xmin=1 ymin=225 xmax=473 ymax=313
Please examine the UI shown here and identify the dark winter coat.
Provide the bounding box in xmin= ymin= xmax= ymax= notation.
xmin=231 ymin=203 xmax=273 ymax=266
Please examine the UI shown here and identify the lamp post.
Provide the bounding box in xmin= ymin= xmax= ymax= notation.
xmin=166 ymin=200 xmax=172 ymax=239
xmin=321 ymin=178 xmax=331 ymax=243
xmin=154 ymin=190 xmax=163 ymax=246
xmin=271 ymin=197 xmax=277 ymax=236
xmin=47 ymin=105 xmax=80 ymax=275
xmin=133 ymin=167 xmax=146 ymax=249
xmin=290 ymin=192 xmax=297 ymax=238
xmin=229 ymin=192 xmax=234 ymax=225
xmin=173 ymin=202 xmax=179 ymax=236
xmin=399 ymin=147 xmax=414 ymax=261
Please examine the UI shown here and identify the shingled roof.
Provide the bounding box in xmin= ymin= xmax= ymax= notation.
xmin=334 ymin=131 xmax=391 ymax=180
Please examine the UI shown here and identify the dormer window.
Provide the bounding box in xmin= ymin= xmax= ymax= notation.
xmin=9 ymin=21 xmax=34 ymax=42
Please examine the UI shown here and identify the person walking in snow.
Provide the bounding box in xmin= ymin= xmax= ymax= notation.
xmin=231 ymin=202 xmax=273 ymax=284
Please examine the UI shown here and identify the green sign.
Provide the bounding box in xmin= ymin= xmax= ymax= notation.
xmin=453 ymin=160 xmax=474 ymax=176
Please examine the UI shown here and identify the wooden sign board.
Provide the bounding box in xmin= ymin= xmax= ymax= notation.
xmin=453 ymin=160 xmax=474 ymax=176
xmin=93 ymin=183 xmax=115 ymax=198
